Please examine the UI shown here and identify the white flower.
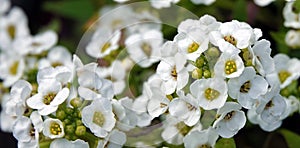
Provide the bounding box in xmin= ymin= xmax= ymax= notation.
xmin=178 ymin=15 xmax=220 ymax=34
xmin=96 ymin=60 xmax=126 ymax=95
xmin=175 ymin=29 xmax=209 ymax=61
xmin=210 ymin=20 xmax=262 ymax=49
xmin=13 ymin=112 xmax=43 ymax=148
xmin=161 ymin=116 xmax=187 ymax=145
xmin=274 ymin=53 xmax=300 ymax=88
xmin=0 ymin=94 xmax=16 ymax=132
xmin=190 ymin=0 xmax=216 ymax=5
xmin=283 ymin=1 xmax=300 ymax=29
xmin=26 ymin=79 xmax=70 ymax=115
xmin=214 ymin=52 xmax=244 ymax=78
xmin=281 ymin=96 xmax=300 ymax=119
xmin=247 ymin=108 xmax=282 ymax=132
xmin=0 ymin=0 xmax=10 ymax=14
xmin=156 ymin=53 xmax=189 ymax=95
xmin=147 ymin=87 xmax=170 ymax=118
xmin=190 ymin=78 xmax=228 ymax=110
xmin=183 ymin=127 xmax=218 ymax=148
xmin=14 ymin=30 xmax=58 ymax=55
xmin=38 ymin=46 xmax=73 ymax=69
xmin=285 ymin=30 xmax=300 ymax=48
xmin=78 ymin=71 xmax=114 ymax=100
xmin=169 ymin=91 xmax=201 ymax=126
xmin=50 ymin=139 xmax=89 ymax=148
xmin=251 ymin=39 xmax=275 ymax=76
xmin=43 ymin=118 xmax=64 ymax=139
xmin=86 ymin=28 xmax=121 ymax=58
xmin=37 ymin=66 xmax=72 ymax=85
xmin=253 ymin=0 xmax=275 ymax=7
xmin=228 ymin=67 xmax=268 ymax=109
xmin=213 ymin=102 xmax=246 ymax=138
xmin=0 ymin=7 xmax=29 ymax=50
xmin=0 ymin=52 xmax=25 ymax=87
xmin=125 ymin=29 xmax=163 ymax=67
xmin=81 ymin=98 xmax=116 ymax=138
xmin=160 ymin=41 xmax=179 ymax=58
xmin=5 ymin=80 xmax=32 ymax=116
xmin=97 ymin=129 xmax=127 ymax=148
xmin=149 ymin=0 xmax=180 ymax=9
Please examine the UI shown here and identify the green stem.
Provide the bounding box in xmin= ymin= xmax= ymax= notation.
xmin=79 ymin=100 xmax=89 ymax=111
xmin=79 ymin=132 xmax=99 ymax=148
xmin=39 ymin=140 xmax=52 ymax=148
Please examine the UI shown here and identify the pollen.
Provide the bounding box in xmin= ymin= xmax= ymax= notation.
xmin=224 ymin=111 xmax=235 ymax=120
xmin=7 ymin=24 xmax=16 ymax=39
xmin=101 ymin=42 xmax=111 ymax=53
xmin=198 ymin=144 xmax=212 ymax=148
xmin=204 ymin=88 xmax=220 ymax=101
xmin=225 ymin=60 xmax=237 ymax=75
xmin=171 ymin=66 xmax=177 ymax=80
xmin=240 ymin=81 xmax=251 ymax=93
xmin=93 ymin=111 xmax=105 ymax=127
xmin=278 ymin=70 xmax=291 ymax=84
xmin=9 ymin=61 xmax=19 ymax=75
xmin=187 ymin=42 xmax=199 ymax=53
xmin=43 ymin=93 xmax=56 ymax=105
xmin=224 ymin=35 xmax=237 ymax=45
xmin=50 ymin=122 xmax=62 ymax=135
xmin=141 ymin=42 xmax=152 ymax=57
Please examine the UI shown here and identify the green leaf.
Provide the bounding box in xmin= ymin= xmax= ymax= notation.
xmin=279 ymin=129 xmax=300 ymax=148
xmin=215 ymin=138 xmax=236 ymax=148
xmin=270 ymin=31 xmax=289 ymax=54
xmin=293 ymin=0 xmax=300 ymax=13
xmin=43 ymin=0 xmax=95 ymax=21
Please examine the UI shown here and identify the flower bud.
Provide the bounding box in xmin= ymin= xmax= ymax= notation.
xmin=192 ymin=68 xmax=203 ymax=79
xmin=75 ymin=126 xmax=86 ymax=136
xmin=70 ymin=98 xmax=82 ymax=108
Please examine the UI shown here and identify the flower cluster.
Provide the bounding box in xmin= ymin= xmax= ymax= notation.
xmin=113 ymin=0 xmax=276 ymax=9
xmin=1 ymin=1 xmax=300 ymax=148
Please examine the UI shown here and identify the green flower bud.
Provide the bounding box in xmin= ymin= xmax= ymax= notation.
xmin=75 ymin=126 xmax=86 ymax=136
xmin=203 ymin=70 xmax=211 ymax=78
xmin=65 ymin=107 xmax=74 ymax=115
xmin=195 ymin=56 xmax=205 ymax=68
xmin=76 ymin=120 xmax=83 ymax=126
xmin=64 ymin=119 xmax=71 ymax=125
xmin=65 ymin=125 xmax=75 ymax=134
xmin=70 ymin=98 xmax=82 ymax=108
xmin=56 ymin=110 xmax=66 ymax=120
xmin=207 ymin=47 xmax=220 ymax=58
xmin=192 ymin=68 xmax=203 ymax=79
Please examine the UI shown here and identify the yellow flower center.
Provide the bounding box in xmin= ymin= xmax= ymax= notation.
xmin=225 ymin=60 xmax=237 ymax=75
xmin=188 ymin=42 xmax=199 ymax=53
xmin=93 ymin=111 xmax=105 ymax=127
xmin=141 ymin=42 xmax=152 ymax=57
xmin=43 ymin=93 xmax=56 ymax=105
xmin=101 ymin=42 xmax=111 ymax=53
xmin=51 ymin=62 xmax=63 ymax=67
xmin=175 ymin=122 xmax=191 ymax=136
xmin=240 ymin=81 xmax=251 ymax=93
xmin=171 ymin=66 xmax=177 ymax=80
xmin=7 ymin=24 xmax=16 ymax=39
xmin=224 ymin=35 xmax=237 ymax=45
xmin=50 ymin=122 xmax=62 ymax=135
xmin=9 ymin=61 xmax=19 ymax=75
xmin=278 ymin=70 xmax=291 ymax=84
xmin=204 ymin=88 xmax=220 ymax=101
xmin=224 ymin=111 xmax=235 ymax=120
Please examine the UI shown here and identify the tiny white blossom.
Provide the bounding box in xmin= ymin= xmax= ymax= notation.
xmin=228 ymin=67 xmax=268 ymax=109
xmin=274 ymin=53 xmax=300 ymax=88
xmin=38 ymin=46 xmax=73 ymax=69
xmin=190 ymin=78 xmax=228 ymax=110
xmin=285 ymin=30 xmax=300 ymax=48
xmin=149 ymin=0 xmax=180 ymax=9
xmin=81 ymin=98 xmax=116 ymax=138
xmin=43 ymin=118 xmax=64 ymax=139
xmin=253 ymin=0 xmax=275 ymax=7
xmin=0 ymin=7 xmax=29 ymax=50
xmin=169 ymin=91 xmax=201 ymax=126
xmin=86 ymin=28 xmax=121 ymax=58
xmin=156 ymin=53 xmax=189 ymax=95
xmin=26 ymin=79 xmax=70 ymax=115
xmin=147 ymin=87 xmax=170 ymax=118
xmin=213 ymin=102 xmax=246 ymax=138
xmin=125 ymin=29 xmax=163 ymax=67
xmin=50 ymin=139 xmax=89 ymax=148
xmin=183 ymin=127 xmax=218 ymax=148
xmin=161 ymin=116 xmax=186 ymax=145
xmin=178 ymin=15 xmax=220 ymax=34
xmin=214 ymin=52 xmax=244 ymax=78
xmin=283 ymin=1 xmax=300 ymax=29
xmin=190 ymin=0 xmax=216 ymax=5
xmin=97 ymin=129 xmax=127 ymax=148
